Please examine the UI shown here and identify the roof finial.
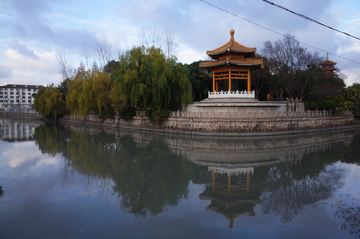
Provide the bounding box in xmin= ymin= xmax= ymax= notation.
xmin=327 ymin=52 xmax=329 ymax=61
xmin=230 ymin=29 xmax=235 ymax=41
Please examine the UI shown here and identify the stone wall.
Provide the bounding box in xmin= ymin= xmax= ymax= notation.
xmin=58 ymin=113 xmax=357 ymax=136
xmin=163 ymin=116 xmax=355 ymax=132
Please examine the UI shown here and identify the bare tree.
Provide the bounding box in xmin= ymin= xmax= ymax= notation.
xmin=163 ymin=26 xmax=179 ymax=59
xmin=261 ymin=34 xmax=323 ymax=98
xmin=57 ymin=52 xmax=75 ymax=80
xmin=137 ymin=25 xmax=180 ymax=59
xmin=81 ymin=43 xmax=92 ymax=68
xmin=95 ymin=37 xmax=113 ymax=69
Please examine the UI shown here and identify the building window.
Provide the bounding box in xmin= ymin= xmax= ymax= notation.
xmin=22 ymin=100 xmax=25 ymax=103
xmin=28 ymin=100 xmax=31 ymax=103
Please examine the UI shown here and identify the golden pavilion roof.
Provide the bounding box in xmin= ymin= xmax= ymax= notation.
xmin=206 ymin=30 xmax=256 ymax=58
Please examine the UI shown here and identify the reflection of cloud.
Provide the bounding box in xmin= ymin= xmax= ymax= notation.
xmin=1 ymin=141 xmax=58 ymax=168
xmin=333 ymin=162 xmax=360 ymax=199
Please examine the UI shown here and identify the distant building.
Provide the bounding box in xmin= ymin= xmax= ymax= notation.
xmin=0 ymin=84 xmax=42 ymax=109
xmin=319 ymin=53 xmax=338 ymax=76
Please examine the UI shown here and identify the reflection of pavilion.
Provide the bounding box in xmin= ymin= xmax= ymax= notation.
xmin=199 ymin=166 xmax=261 ymax=228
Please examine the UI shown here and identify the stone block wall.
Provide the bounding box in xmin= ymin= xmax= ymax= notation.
xmin=59 ymin=113 xmax=356 ymax=135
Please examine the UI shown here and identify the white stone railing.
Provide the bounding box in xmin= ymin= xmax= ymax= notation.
xmin=208 ymin=90 xmax=255 ymax=98
xmin=165 ymin=109 xmax=353 ymax=120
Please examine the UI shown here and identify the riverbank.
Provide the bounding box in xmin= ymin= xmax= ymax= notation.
xmin=1 ymin=111 xmax=358 ymax=137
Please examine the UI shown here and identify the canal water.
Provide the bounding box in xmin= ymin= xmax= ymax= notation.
xmin=0 ymin=117 xmax=360 ymax=239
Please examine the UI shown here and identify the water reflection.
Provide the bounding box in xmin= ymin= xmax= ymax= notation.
xmin=34 ymin=123 xmax=202 ymax=217
xmin=199 ymin=167 xmax=261 ymax=228
xmin=31 ymin=122 xmax=360 ymax=228
xmin=334 ymin=194 xmax=360 ymax=236
xmin=0 ymin=118 xmax=41 ymax=142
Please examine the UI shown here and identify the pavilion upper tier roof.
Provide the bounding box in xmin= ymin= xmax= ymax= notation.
xmin=319 ymin=53 xmax=337 ymax=66
xmin=206 ymin=30 xmax=256 ymax=59
xmin=319 ymin=60 xmax=337 ymax=66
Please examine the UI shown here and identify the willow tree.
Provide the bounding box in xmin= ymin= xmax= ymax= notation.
xmin=110 ymin=46 xmax=191 ymax=123
xmin=67 ymin=66 xmax=113 ymax=117
xmin=34 ymin=85 xmax=64 ymax=119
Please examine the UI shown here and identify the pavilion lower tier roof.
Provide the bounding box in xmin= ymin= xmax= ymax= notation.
xmin=199 ymin=58 xmax=263 ymax=70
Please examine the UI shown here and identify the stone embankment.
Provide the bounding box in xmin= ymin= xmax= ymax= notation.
xmin=1 ymin=110 xmax=358 ymax=136
xmin=58 ymin=112 xmax=358 ymax=136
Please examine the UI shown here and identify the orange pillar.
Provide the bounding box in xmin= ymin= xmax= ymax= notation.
xmin=228 ymin=174 xmax=231 ymax=195
xmin=246 ymin=172 xmax=250 ymax=193
xmin=228 ymin=68 xmax=232 ymax=91
xmin=213 ymin=71 xmax=215 ymax=92
xmin=247 ymin=68 xmax=251 ymax=92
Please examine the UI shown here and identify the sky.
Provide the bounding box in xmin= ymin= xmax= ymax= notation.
xmin=0 ymin=0 xmax=359 ymax=87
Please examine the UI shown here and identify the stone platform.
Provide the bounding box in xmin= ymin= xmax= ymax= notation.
xmin=185 ymin=97 xmax=302 ymax=113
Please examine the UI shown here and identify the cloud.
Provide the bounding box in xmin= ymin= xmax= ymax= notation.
xmin=10 ymin=42 xmax=39 ymax=59
xmin=0 ymin=0 xmax=359 ymax=85
xmin=0 ymin=48 xmax=60 ymax=86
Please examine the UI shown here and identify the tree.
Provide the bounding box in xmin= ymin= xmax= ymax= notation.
xmin=95 ymin=37 xmax=113 ymax=69
xmin=261 ymin=34 xmax=323 ymax=98
xmin=34 ymin=85 xmax=65 ymax=119
xmin=187 ymin=61 xmax=212 ymax=101
xmin=66 ymin=66 xmax=114 ymax=117
xmin=57 ymin=52 xmax=75 ymax=80
xmin=137 ymin=26 xmax=179 ymax=59
xmin=110 ymin=46 xmax=191 ymax=123
xmin=338 ymin=83 xmax=360 ymax=119
xmin=251 ymin=57 xmax=271 ymax=100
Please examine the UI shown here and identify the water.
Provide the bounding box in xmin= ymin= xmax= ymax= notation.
xmin=0 ymin=117 xmax=360 ymax=239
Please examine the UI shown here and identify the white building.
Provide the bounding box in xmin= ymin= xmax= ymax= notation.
xmin=0 ymin=84 xmax=42 ymax=109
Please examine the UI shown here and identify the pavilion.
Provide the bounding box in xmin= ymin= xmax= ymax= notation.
xmin=199 ymin=29 xmax=263 ymax=94
xmin=319 ymin=53 xmax=338 ymax=76
xmin=183 ymin=30 xmax=303 ymax=113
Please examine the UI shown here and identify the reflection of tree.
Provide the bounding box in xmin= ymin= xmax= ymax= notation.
xmin=111 ymin=138 xmax=194 ymax=217
xmin=261 ymin=163 xmax=343 ymax=223
xmin=33 ymin=123 xmax=69 ymax=156
xmin=333 ymin=194 xmax=360 ymax=236
xmin=33 ymin=122 xmax=202 ymax=217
